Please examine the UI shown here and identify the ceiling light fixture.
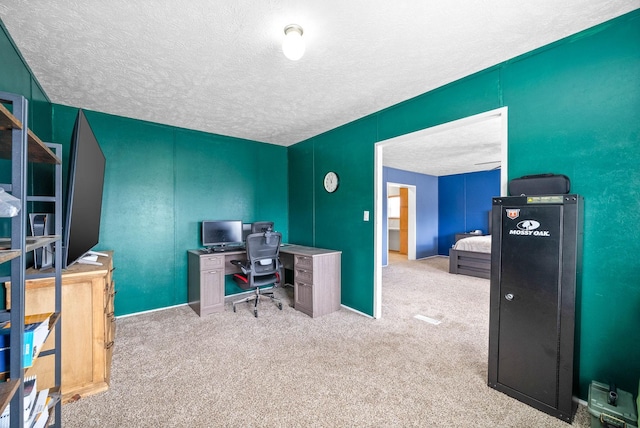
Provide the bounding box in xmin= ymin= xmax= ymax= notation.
xmin=282 ymin=24 xmax=305 ymax=61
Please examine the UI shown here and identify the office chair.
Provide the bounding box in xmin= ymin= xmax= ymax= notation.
xmin=230 ymin=230 xmax=283 ymax=317
xmin=251 ymin=221 xmax=274 ymax=233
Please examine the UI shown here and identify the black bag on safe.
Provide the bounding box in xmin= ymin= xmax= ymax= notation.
xmin=508 ymin=173 xmax=571 ymax=196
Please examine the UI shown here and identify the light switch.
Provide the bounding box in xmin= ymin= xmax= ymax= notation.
xmin=363 ymin=211 xmax=370 ymax=221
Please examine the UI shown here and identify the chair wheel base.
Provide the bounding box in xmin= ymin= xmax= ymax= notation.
xmin=230 ymin=289 xmax=283 ymax=317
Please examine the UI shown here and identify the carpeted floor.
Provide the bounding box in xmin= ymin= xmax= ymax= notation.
xmin=61 ymin=254 xmax=591 ymax=427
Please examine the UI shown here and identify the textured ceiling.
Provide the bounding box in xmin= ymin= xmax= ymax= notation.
xmin=0 ymin=1 xmax=637 ymax=174
xmin=383 ymin=115 xmax=503 ymax=176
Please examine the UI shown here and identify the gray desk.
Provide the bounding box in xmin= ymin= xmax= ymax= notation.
xmin=187 ymin=244 xmax=341 ymax=318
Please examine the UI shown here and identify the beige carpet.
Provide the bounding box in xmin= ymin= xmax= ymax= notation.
xmin=62 ymin=254 xmax=591 ymax=427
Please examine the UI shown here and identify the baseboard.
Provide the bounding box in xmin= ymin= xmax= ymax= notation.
xmin=340 ymin=304 xmax=374 ymax=319
xmin=574 ymin=396 xmax=587 ymax=407
xmin=117 ymin=303 xmax=189 ymax=319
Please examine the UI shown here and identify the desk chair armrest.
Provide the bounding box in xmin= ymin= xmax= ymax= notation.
xmin=230 ymin=259 xmax=250 ymax=275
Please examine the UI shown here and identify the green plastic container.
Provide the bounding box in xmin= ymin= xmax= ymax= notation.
xmin=588 ymin=381 xmax=638 ymax=428
xmin=637 ymin=379 xmax=639 ymax=427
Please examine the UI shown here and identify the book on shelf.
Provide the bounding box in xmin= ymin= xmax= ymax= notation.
xmin=0 ymin=376 xmax=58 ymax=428
xmin=0 ymin=313 xmax=53 ymax=373
xmin=0 ymin=375 xmax=36 ymax=428
xmin=26 ymin=388 xmax=49 ymax=428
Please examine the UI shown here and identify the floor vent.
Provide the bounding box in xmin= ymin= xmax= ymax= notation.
xmin=414 ymin=314 xmax=442 ymax=325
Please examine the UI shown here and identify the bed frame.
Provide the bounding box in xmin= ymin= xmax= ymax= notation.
xmin=448 ymin=248 xmax=491 ymax=279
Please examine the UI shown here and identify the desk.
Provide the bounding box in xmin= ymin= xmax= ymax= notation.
xmin=187 ymin=245 xmax=341 ymax=318
xmin=187 ymin=244 xmax=342 ymax=318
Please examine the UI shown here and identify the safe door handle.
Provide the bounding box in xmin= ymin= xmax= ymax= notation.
xmin=505 ymin=293 xmax=514 ymax=301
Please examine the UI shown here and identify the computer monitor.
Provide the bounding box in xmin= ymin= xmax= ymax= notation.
xmin=242 ymin=223 xmax=252 ymax=241
xmin=201 ymin=220 xmax=243 ymax=249
xmin=251 ymin=221 xmax=274 ymax=233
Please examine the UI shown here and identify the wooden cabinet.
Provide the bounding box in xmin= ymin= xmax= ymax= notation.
xmin=104 ymin=271 xmax=116 ymax=383
xmin=6 ymin=251 xmax=115 ymax=403
xmin=188 ymin=251 xmax=225 ymax=316
xmin=290 ymin=248 xmax=341 ymax=318
xmin=293 ymin=255 xmax=314 ymax=314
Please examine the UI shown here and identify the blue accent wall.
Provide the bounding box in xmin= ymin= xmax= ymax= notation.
xmin=438 ymin=169 xmax=501 ymax=254
xmin=382 ymin=167 xmax=439 ymax=265
xmin=383 ymin=167 xmax=499 ymax=260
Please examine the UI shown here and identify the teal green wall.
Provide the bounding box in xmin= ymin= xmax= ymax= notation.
xmin=289 ymin=117 xmax=379 ymax=312
xmin=1 ymin=17 xmax=289 ymax=315
xmin=0 ymin=20 xmax=53 ymax=296
xmin=2 ymin=11 xmax=639 ymax=400
xmin=0 ymin=18 xmax=52 ymax=199
xmin=0 ymin=20 xmax=51 ymax=141
xmin=51 ymin=106 xmax=288 ymax=315
xmin=288 ymin=10 xmax=640 ymax=398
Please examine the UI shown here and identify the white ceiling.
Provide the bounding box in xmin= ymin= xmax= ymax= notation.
xmin=0 ymin=1 xmax=637 ymax=175
xmin=382 ymin=114 xmax=503 ymax=176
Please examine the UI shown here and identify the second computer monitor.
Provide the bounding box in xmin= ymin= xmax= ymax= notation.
xmin=251 ymin=221 xmax=274 ymax=234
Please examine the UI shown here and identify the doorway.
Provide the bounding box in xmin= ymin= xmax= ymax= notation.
xmin=373 ymin=107 xmax=508 ymax=319
xmin=386 ymin=183 xmax=416 ymax=262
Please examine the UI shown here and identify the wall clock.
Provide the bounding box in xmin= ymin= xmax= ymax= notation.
xmin=323 ymin=171 xmax=339 ymax=193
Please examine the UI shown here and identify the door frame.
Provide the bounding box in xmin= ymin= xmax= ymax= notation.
xmin=373 ymin=107 xmax=508 ymax=319
xmin=386 ymin=182 xmax=417 ymax=262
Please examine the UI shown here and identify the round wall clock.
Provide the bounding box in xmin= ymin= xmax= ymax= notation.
xmin=323 ymin=171 xmax=339 ymax=193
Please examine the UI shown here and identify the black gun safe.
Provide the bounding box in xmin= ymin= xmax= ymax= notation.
xmin=488 ymin=195 xmax=583 ymax=422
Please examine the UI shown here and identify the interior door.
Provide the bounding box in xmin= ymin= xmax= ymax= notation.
xmin=399 ymin=187 xmax=408 ymax=255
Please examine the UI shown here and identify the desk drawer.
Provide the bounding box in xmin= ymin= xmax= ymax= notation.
xmin=295 ymin=255 xmax=313 ymax=270
xmin=201 ymin=255 xmax=224 ymax=270
xmin=294 ymin=268 xmax=313 ymax=284
xmin=294 ymin=281 xmax=313 ymax=315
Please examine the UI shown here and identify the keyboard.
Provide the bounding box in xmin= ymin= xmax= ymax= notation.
xmin=212 ymin=245 xmax=245 ymax=253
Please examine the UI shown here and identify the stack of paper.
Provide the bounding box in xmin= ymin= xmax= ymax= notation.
xmin=26 ymin=388 xmax=50 ymax=428
xmin=0 ymin=375 xmax=40 ymax=428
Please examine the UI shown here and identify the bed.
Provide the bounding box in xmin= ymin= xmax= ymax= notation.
xmin=448 ymin=235 xmax=491 ymax=279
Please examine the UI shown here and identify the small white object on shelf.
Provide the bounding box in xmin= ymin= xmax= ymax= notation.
xmin=0 ymin=188 xmax=21 ymax=217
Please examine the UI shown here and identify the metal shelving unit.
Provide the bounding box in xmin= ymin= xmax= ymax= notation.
xmin=0 ymin=91 xmax=62 ymax=427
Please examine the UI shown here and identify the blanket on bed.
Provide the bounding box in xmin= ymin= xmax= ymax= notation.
xmin=453 ymin=235 xmax=491 ymax=253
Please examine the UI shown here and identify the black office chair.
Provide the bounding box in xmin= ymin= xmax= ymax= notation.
xmin=251 ymin=221 xmax=274 ymax=233
xmin=230 ymin=230 xmax=283 ymax=317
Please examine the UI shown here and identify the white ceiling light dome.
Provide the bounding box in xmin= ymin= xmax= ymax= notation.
xmin=282 ymin=24 xmax=305 ymax=61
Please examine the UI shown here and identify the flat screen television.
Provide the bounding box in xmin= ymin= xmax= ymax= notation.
xmin=201 ymin=220 xmax=243 ymax=250
xmin=62 ymin=110 xmax=106 ymax=268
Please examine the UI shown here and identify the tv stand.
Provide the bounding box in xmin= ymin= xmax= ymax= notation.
xmin=7 ymin=251 xmax=116 ymax=403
